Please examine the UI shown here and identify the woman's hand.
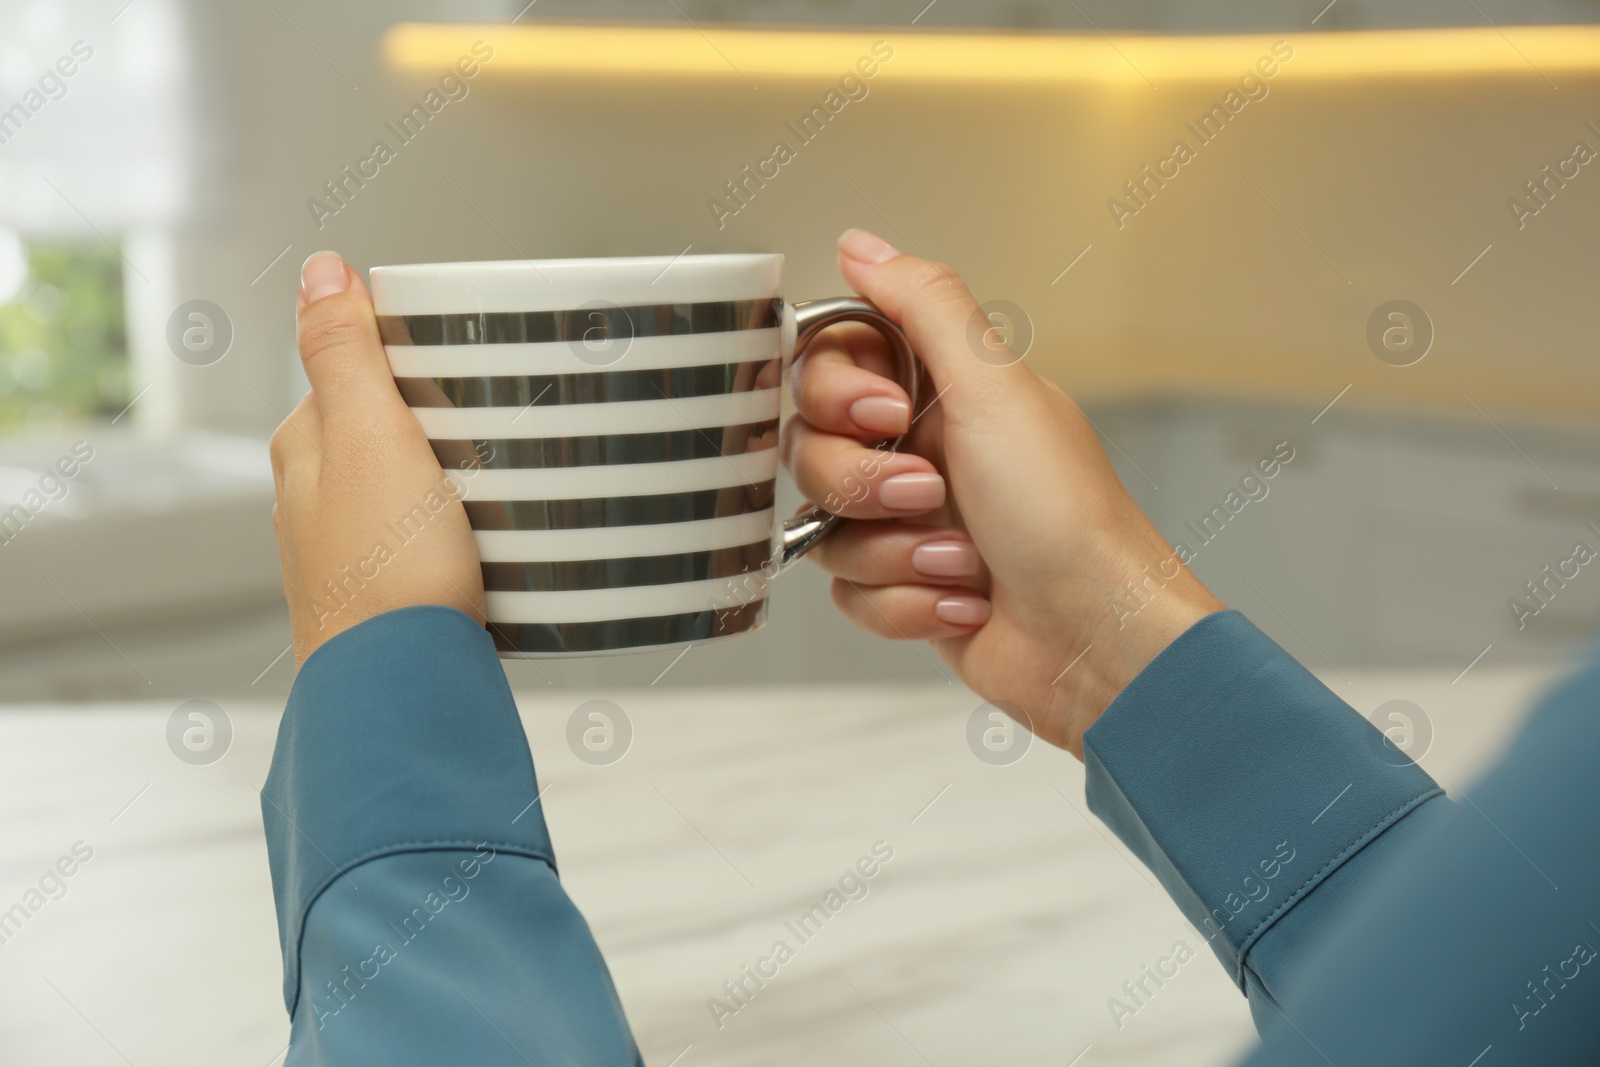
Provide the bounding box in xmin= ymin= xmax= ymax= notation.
xmin=270 ymin=251 xmax=485 ymax=667
xmin=784 ymin=230 xmax=1224 ymax=757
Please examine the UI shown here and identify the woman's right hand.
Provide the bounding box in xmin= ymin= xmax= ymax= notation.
xmin=782 ymin=230 xmax=1224 ymax=758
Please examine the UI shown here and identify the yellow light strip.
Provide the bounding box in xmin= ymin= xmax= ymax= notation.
xmin=383 ymin=22 xmax=1600 ymax=85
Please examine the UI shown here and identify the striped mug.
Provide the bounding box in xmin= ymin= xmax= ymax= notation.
xmin=370 ymin=254 xmax=921 ymax=658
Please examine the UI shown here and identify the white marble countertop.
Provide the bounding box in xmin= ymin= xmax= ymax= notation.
xmin=0 ymin=664 xmax=1561 ymax=1066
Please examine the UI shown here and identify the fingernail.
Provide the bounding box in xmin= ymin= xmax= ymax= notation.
xmin=839 ymin=228 xmax=901 ymax=265
xmin=849 ymin=395 xmax=910 ymax=435
xmin=913 ymin=540 xmax=980 ymax=578
xmin=878 ymin=472 xmax=945 ymax=512
xmin=935 ymin=595 xmax=991 ymax=627
xmin=301 ymin=251 xmax=349 ymax=304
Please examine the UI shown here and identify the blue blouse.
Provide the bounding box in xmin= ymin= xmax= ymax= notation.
xmin=262 ymin=607 xmax=1600 ymax=1064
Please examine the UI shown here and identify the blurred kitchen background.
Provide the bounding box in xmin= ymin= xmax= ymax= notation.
xmin=0 ymin=1 xmax=1597 ymax=1064
xmin=0 ymin=0 xmax=1597 ymax=698
xmin=4 ymin=0 xmax=1599 ymax=700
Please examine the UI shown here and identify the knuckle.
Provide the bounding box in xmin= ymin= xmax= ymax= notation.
xmin=268 ymin=424 xmax=291 ymax=469
xmin=787 ymin=352 xmax=809 ymax=407
xmin=915 ymin=259 xmax=956 ymax=290
xmin=905 ymin=258 xmax=949 ymax=294
xmin=904 ymin=259 xmax=973 ymax=308
xmin=297 ymin=310 xmax=366 ymax=361
xmin=831 ymin=578 xmax=897 ymax=640
xmin=830 ymin=576 xmax=863 ymax=615
xmin=777 ymin=418 xmax=801 ymax=471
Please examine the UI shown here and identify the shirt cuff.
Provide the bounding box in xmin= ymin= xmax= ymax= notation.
xmin=1082 ymin=610 xmax=1443 ymax=991
xmin=262 ymin=605 xmax=556 ymax=1015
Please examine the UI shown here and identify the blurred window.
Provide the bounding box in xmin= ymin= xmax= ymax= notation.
xmin=0 ymin=228 xmax=128 ymax=429
xmin=0 ymin=0 xmax=188 ymax=435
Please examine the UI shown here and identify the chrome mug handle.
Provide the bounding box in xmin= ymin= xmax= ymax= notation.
xmin=779 ymin=297 xmax=924 ymax=571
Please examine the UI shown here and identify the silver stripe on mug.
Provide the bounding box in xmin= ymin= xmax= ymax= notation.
xmin=462 ymin=481 xmax=776 ymax=531
xmin=489 ymin=600 xmax=767 ymax=655
xmin=378 ymin=298 xmax=783 ymax=346
xmin=434 ymin=421 xmax=777 ymax=470
xmin=396 ymin=359 xmax=779 ymax=409
xmin=480 ymin=540 xmax=772 ymax=592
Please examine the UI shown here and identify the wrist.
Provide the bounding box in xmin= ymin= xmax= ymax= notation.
xmin=1048 ymin=550 xmax=1223 ymax=758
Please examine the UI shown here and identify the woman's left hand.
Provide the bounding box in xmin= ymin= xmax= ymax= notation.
xmin=269 ymin=251 xmax=485 ymax=668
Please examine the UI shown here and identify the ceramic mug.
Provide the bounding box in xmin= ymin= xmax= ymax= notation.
xmin=370 ymin=254 xmax=922 ymax=657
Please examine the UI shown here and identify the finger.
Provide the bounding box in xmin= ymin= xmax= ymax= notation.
xmin=794 ymin=319 xmax=897 ymax=381
xmin=295 ymin=251 xmax=408 ymax=422
xmin=781 ymin=416 xmax=944 ymax=519
xmin=805 ymin=519 xmax=987 ymax=590
xmin=831 ymin=578 xmax=991 ymax=641
xmin=835 ymin=229 xmax=1027 ymax=424
xmin=791 ymin=334 xmax=912 ymax=439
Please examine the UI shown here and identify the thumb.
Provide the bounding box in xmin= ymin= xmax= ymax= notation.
xmin=295 ymin=251 xmax=406 ymax=420
xmin=835 ymin=229 xmax=1029 ymax=423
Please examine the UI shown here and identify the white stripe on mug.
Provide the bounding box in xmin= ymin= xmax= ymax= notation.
xmin=485 ymin=577 xmax=763 ymax=625
xmin=472 ymin=510 xmax=774 ymax=563
xmin=409 ymin=388 xmax=779 ymax=440
xmin=444 ymin=449 xmax=779 ymax=501
xmin=385 ymin=329 xmax=780 ymax=377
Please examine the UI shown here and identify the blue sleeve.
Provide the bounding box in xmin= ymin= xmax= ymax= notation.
xmin=1082 ymin=610 xmax=1451 ymax=1026
xmin=261 ymin=606 xmax=642 ymax=1066
xmin=1240 ymin=648 xmax=1600 ymax=1066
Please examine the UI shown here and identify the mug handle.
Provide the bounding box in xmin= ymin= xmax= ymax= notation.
xmin=778 ymin=297 xmax=925 ymax=571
